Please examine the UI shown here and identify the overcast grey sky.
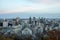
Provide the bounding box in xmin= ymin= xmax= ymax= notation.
xmin=0 ymin=0 xmax=60 ymax=14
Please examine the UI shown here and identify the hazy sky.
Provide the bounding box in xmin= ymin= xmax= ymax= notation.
xmin=0 ymin=0 xmax=60 ymax=14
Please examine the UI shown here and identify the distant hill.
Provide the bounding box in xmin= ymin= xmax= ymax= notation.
xmin=0 ymin=12 xmax=60 ymax=19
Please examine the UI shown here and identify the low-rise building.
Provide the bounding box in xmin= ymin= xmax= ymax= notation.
xmin=22 ymin=28 xmax=32 ymax=37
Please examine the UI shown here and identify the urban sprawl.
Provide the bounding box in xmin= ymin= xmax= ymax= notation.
xmin=0 ymin=17 xmax=60 ymax=40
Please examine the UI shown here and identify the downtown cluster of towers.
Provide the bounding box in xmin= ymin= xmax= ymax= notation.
xmin=0 ymin=17 xmax=60 ymax=40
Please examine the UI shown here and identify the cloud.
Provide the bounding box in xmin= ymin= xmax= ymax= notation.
xmin=0 ymin=0 xmax=60 ymax=14
xmin=25 ymin=0 xmax=60 ymax=4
